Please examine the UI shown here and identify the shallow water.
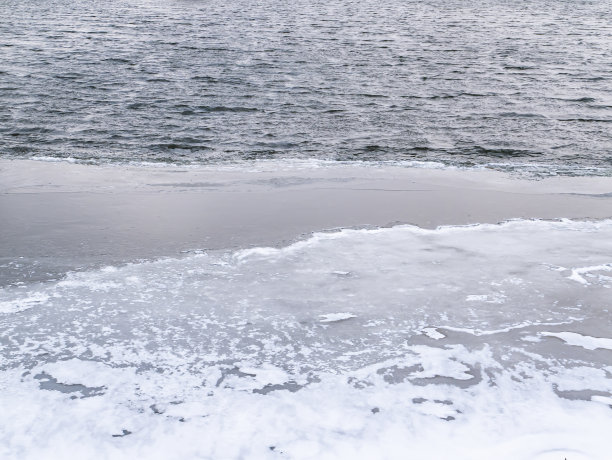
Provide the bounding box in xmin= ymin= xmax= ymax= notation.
xmin=1 ymin=0 xmax=611 ymax=174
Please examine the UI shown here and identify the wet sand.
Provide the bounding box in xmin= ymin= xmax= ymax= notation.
xmin=1 ymin=159 xmax=611 ymax=286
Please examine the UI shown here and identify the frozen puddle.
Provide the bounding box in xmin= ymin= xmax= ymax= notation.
xmin=1 ymin=219 xmax=612 ymax=459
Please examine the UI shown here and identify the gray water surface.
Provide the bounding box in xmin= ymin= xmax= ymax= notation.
xmin=1 ymin=0 xmax=611 ymax=173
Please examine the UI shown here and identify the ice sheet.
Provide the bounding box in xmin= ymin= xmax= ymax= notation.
xmin=1 ymin=219 xmax=611 ymax=458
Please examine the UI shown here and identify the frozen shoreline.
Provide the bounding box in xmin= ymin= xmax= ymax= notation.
xmin=2 ymin=217 xmax=612 ymax=460
xmin=1 ymin=158 xmax=611 ymax=286
xmin=1 ymin=159 xmax=612 ymax=459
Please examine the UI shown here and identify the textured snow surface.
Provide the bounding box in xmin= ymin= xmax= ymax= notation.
xmin=1 ymin=219 xmax=611 ymax=459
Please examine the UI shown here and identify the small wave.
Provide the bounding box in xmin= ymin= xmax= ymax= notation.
xmin=101 ymin=57 xmax=132 ymax=64
xmin=469 ymin=146 xmax=541 ymax=158
xmin=151 ymin=142 xmax=212 ymax=151
xmin=194 ymin=105 xmax=258 ymax=113
xmin=563 ymin=97 xmax=597 ymax=103
xmin=558 ymin=118 xmax=611 ymax=123
xmin=503 ymin=65 xmax=535 ymax=71
xmin=191 ymin=76 xmax=219 ymax=82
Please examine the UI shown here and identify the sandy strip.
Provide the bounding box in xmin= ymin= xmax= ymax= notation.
xmin=1 ymin=159 xmax=611 ymax=285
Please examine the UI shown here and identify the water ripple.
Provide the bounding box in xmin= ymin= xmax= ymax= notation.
xmin=0 ymin=0 xmax=611 ymax=175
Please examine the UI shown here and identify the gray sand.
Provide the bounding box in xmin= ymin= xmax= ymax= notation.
xmin=1 ymin=159 xmax=611 ymax=286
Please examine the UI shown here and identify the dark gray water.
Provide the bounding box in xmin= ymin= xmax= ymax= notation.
xmin=1 ymin=0 xmax=611 ymax=173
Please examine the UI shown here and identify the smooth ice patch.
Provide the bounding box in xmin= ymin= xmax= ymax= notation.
xmin=422 ymin=327 xmax=446 ymax=340
xmin=319 ymin=313 xmax=357 ymax=323
xmin=541 ymin=332 xmax=612 ymax=350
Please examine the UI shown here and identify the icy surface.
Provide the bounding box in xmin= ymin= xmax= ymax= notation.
xmin=541 ymin=332 xmax=612 ymax=351
xmin=421 ymin=327 xmax=446 ymax=340
xmin=319 ymin=313 xmax=357 ymax=323
xmin=1 ymin=219 xmax=612 ymax=458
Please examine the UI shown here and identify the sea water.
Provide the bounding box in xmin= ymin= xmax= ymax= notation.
xmin=1 ymin=0 xmax=611 ymax=175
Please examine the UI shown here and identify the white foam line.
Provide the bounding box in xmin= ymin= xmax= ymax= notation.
xmin=21 ymin=155 xmax=612 ymax=177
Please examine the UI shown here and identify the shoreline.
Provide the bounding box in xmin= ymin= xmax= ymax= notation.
xmin=1 ymin=158 xmax=611 ymax=286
